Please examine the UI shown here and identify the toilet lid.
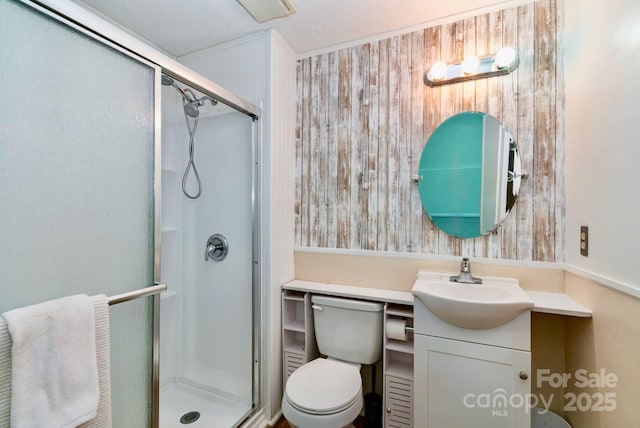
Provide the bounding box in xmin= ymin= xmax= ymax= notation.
xmin=285 ymin=358 xmax=362 ymax=415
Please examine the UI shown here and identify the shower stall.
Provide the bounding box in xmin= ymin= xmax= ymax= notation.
xmin=159 ymin=75 xmax=259 ymax=428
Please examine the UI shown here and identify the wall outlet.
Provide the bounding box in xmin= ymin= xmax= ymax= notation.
xmin=580 ymin=226 xmax=589 ymax=257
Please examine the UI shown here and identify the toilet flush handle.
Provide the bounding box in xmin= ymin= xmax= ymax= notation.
xmin=312 ymin=305 xmax=323 ymax=312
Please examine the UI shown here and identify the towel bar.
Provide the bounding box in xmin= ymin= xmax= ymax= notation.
xmin=107 ymin=283 xmax=167 ymax=306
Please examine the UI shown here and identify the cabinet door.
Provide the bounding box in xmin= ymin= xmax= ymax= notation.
xmin=385 ymin=375 xmax=413 ymax=428
xmin=414 ymin=335 xmax=531 ymax=428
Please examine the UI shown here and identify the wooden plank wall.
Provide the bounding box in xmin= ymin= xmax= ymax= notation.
xmin=295 ymin=0 xmax=564 ymax=262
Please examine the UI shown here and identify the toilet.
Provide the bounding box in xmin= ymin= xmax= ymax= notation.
xmin=282 ymin=295 xmax=384 ymax=428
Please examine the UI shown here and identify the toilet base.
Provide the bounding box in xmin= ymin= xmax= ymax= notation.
xmin=281 ymin=393 xmax=363 ymax=428
xmin=287 ymin=423 xmax=354 ymax=428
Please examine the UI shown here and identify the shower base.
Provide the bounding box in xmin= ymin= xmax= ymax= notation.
xmin=160 ymin=382 xmax=251 ymax=428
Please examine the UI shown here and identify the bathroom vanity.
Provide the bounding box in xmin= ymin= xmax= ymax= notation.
xmin=282 ymin=276 xmax=590 ymax=428
xmin=412 ymin=271 xmax=533 ymax=427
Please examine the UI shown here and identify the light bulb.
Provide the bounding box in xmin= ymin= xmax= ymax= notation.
xmin=495 ymin=47 xmax=517 ymax=69
xmin=461 ymin=55 xmax=480 ymax=75
xmin=429 ymin=61 xmax=448 ymax=81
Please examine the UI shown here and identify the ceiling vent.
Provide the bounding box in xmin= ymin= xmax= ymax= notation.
xmin=236 ymin=0 xmax=296 ymax=23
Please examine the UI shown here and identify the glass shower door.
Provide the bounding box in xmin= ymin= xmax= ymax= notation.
xmin=0 ymin=1 xmax=158 ymax=426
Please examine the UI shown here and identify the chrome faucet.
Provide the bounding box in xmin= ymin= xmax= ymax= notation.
xmin=449 ymin=257 xmax=483 ymax=284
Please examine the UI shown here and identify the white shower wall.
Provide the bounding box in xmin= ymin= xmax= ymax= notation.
xmin=160 ymin=85 xmax=254 ymax=406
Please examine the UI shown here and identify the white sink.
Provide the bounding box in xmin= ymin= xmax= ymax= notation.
xmin=411 ymin=271 xmax=534 ymax=329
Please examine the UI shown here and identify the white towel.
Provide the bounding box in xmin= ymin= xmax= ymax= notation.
xmin=79 ymin=295 xmax=111 ymax=428
xmin=3 ymin=294 xmax=100 ymax=428
xmin=0 ymin=316 xmax=11 ymax=428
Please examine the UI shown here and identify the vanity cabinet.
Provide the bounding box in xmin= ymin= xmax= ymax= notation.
xmin=383 ymin=303 xmax=414 ymax=428
xmin=281 ymin=290 xmax=318 ymax=387
xmin=414 ymin=335 xmax=531 ymax=428
xmin=413 ymin=293 xmax=532 ymax=428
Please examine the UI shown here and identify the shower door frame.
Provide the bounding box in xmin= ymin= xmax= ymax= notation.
xmin=19 ymin=1 xmax=263 ymax=427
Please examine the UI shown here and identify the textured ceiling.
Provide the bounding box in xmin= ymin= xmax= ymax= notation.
xmin=76 ymin=0 xmax=509 ymax=57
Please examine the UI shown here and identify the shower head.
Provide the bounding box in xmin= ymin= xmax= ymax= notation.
xmin=163 ymin=73 xmax=218 ymax=118
xmin=183 ymin=101 xmax=200 ymax=118
xmin=183 ymin=96 xmax=218 ymax=118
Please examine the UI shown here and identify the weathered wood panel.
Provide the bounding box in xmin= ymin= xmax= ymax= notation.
xmin=409 ymin=31 xmax=425 ymax=253
xmin=516 ymin=2 xmax=536 ymax=260
xmin=295 ymin=0 xmax=564 ymax=262
xmin=376 ymin=38 xmax=390 ymax=250
xmin=422 ymin=26 xmax=441 ymax=254
xmin=336 ymin=50 xmax=351 ymax=248
xmin=367 ymin=41 xmax=380 ymax=251
xmin=553 ymin=0 xmax=565 ymax=261
xmin=299 ymin=58 xmax=311 ymax=247
xmin=501 ymin=6 xmax=519 ymax=261
xmin=295 ymin=59 xmax=303 ymax=247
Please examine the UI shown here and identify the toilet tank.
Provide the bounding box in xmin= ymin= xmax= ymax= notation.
xmin=311 ymin=295 xmax=384 ymax=364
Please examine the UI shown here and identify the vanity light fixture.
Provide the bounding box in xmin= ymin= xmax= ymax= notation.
xmin=494 ymin=47 xmax=517 ymax=69
xmin=429 ymin=61 xmax=448 ymax=81
xmin=461 ymin=55 xmax=480 ymax=75
xmin=425 ymin=47 xmax=519 ymax=87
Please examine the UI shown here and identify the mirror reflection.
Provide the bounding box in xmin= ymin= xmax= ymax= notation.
xmin=417 ymin=112 xmax=523 ymax=238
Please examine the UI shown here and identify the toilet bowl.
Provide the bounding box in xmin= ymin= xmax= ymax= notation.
xmin=282 ymin=358 xmax=363 ymax=428
xmin=281 ymin=295 xmax=384 ymax=428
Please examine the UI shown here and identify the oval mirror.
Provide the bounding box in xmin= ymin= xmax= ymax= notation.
xmin=417 ymin=112 xmax=524 ymax=238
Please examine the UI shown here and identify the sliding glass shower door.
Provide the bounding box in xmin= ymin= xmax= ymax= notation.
xmin=0 ymin=1 xmax=158 ymax=426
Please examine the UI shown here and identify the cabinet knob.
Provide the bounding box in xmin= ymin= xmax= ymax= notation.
xmin=386 ymin=407 xmax=392 ymax=413
xmin=519 ymin=371 xmax=528 ymax=380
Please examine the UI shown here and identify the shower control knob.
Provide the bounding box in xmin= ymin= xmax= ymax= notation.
xmin=205 ymin=233 xmax=229 ymax=261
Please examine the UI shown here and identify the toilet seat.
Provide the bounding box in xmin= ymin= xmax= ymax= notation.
xmin=285 ymin=358 xmax=362 ymax=415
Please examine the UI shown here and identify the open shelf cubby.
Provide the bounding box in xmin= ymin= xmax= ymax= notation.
xmin=281 ymin=290 xmax=319 ymax=387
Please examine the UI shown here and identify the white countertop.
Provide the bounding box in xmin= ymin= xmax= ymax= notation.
xmin=283 ymin=280 xmax=593 ymax=318
xmin=527 ymin=291 xmax=592 ymax=317
xmin=283 ymin=280 xmax=413 ymax=304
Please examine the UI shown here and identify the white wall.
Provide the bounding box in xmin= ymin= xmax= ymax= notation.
xmin=180 ymin=30 xmax=297 ymax=421
xmin=564 ymin=0 xmax=640 ymax=295
xmin=180 ymin=33 xmax=268 ymax=108
xmin=265 ymin=31 xmax=297 ymax=420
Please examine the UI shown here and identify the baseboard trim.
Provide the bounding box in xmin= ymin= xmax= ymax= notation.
xmin=267 ymin=410 xmax=283 ymax=427
xmin=241 ymin=408 xmax=267 ymax=428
